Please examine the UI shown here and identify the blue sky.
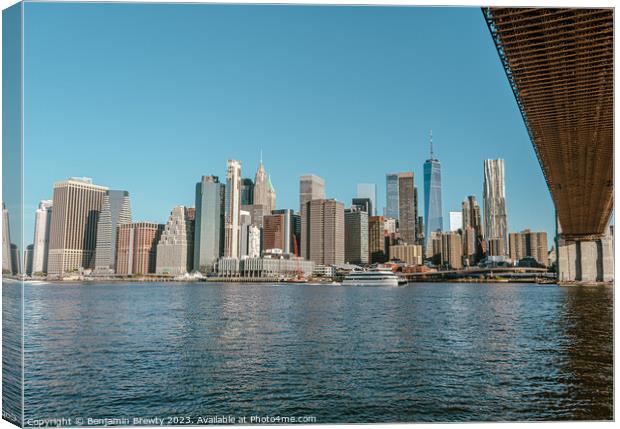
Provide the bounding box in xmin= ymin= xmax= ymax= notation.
xmin=23 ymin=2 xmax=555 ymax=243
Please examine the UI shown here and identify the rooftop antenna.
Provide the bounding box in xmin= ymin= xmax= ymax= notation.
xmin=430 ymin=129 xmax=434 ymax=159
xmin=260 ymin=148 xmax=263 ymax=165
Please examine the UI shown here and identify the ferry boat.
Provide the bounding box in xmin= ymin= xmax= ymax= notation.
xmin=342 ymin=270 xmax=400 ymax=287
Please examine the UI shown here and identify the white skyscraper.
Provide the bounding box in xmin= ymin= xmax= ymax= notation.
xmin=449 ymin=211 xmax=463 ymax=232
xmin=224 ymin=160 xmax=242 ymax=258
xmin=253 ymin=156 xmax=276 ymax=213
xmin=483 ymin=159 xmax=508 ymax=255
xmin=31 ymin=200 xmax=53 ymax=274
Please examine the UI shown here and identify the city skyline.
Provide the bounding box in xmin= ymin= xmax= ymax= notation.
xmin=21 ymin=4 xmax=556 ymax=243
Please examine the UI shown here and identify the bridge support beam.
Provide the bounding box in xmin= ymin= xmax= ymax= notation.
xmin=557 ymin=221 xmax=614 ymax=284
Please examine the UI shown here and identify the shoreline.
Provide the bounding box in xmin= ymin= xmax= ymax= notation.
xmin=4 ymin=276 xmax=612 ymax=287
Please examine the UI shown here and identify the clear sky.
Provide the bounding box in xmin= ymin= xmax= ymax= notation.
xmin=23 ymin=2 xmax=555 ymax=244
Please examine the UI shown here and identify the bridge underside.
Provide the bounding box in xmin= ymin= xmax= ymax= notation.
xmin=484 ymin=8 xmax=613 ymax=242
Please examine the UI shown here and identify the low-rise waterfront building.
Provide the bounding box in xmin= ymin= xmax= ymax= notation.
xmin=313 ymin=264 xmax=336 ymax=277
xmin=216 ymin=255 xmax=314 ymax=279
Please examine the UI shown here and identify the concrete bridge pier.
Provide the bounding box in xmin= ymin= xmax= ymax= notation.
xmin=557 ymin=224 xmax=614 ymax=284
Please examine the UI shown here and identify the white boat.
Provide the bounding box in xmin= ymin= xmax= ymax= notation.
xmin=342 ymin=270 xmax=399 ymax=287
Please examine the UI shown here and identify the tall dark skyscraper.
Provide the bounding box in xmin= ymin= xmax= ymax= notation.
xmin=240 ymin=178 xmax=254 ymax=205
xmin=424 ymin=131 xmax=443 ymax=247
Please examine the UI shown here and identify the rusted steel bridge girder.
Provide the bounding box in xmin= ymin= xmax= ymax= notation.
xmin=483 ymin=7 xmax=613 ymax=241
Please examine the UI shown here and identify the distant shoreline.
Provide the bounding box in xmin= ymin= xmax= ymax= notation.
xmin=5 ymin=277 xmax=612 ymax=287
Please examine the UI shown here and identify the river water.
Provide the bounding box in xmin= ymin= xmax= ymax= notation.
xmin=3 ymin=281 xmax=613 ymax=423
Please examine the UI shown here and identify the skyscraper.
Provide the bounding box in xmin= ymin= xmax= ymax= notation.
xmin=265 ymin=209 xmax=299 ymax=255
xmin=263 ymin=213 xmax=286 ymax=253
xmin=24 ymin=245 xmax=33 ymax=276
xmin=483 ymin=159 xmax=508 ymax=255
xmin=10 ymin=244 xmax=20 ymax=275
xmin=461 ymin=199 xmax=471 ymax=230
xmin=224 ymin=160 xmax=242 ymax=258
xmin=462 ymin=226 xmax=476 ymax=266
xmin=356 ymin=183 xmax=377 ymax=216
xmin=416 ymin=215 xmax=424 ymax=244
xmin=300 ymin=174 xmax=325 ymax=259
xmin=240 ymin=178 xmax=254 ymax=205
xmin=398 ymin=172 xmax=416 ymax=245
xmin=389 ymin=244 xmax=423 ymax=266
xmin=248 ymin=225 xmax=261 ymax=258
xmin=156 ymin=206 xmax=194 ymax=275
xmin=194 ymin=176 xmax=225 ymax=273
xmin=368 ymin=216 xmax=387 ymax=263
xmin=449 ymin=212 xmax=463 ymax=231
xmin=239 ymin=210 xmax=252 ymax=257
xmin=424 ymin=131 xmax=443 ymax=246
xmin=351 ymin=197 xmax=372 ymax=215
xmin=385 ymin=174 xmax=399 ymax=220
xmin=300 ymin=174 xmax=325 ymax=211
xmin=2 ymin=203 xmax=12 ymax=274
xmin=253 ymin=157 xmax=276 ymax=213
xmin=94 ymin=190 xmax=132 ymax=273
xmin=344 ymin=207 xmax=369 ymax=265
xmin=31 ymin=200 xmax=53 ymax=274
xmin=306 ymin=199 xmax=344 ymax=265
xmin=441 ymin=231 xmax=463 ymax=269
xmin=240 ymin=204 xmax=268 ymax=229
xmin=116 ymin=222 xmax=164 ymax=275
xmin=463 ymin=195 xmax=484 ymax=261
xmin=47 ymin=177 xmax=108 ymax=277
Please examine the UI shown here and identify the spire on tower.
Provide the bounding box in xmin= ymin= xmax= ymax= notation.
xmin=260 ymin=149 xmax=263 ymax=165
xmin=430 ymin=129 xmax=434 ymax=159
